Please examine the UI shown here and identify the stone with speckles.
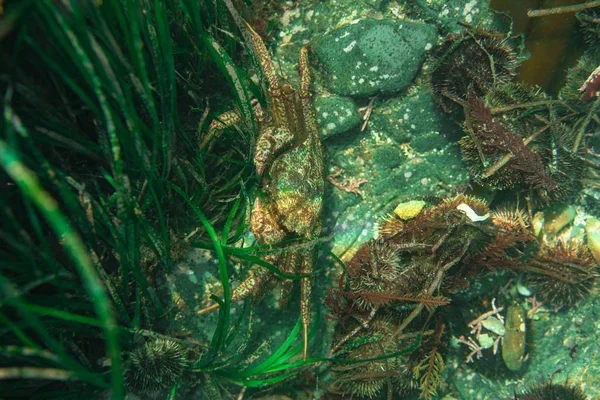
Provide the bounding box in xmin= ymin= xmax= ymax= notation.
xmin=313 ymin=18 xmax=436 ymax=97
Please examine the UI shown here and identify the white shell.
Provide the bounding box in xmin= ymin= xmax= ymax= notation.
xmin=456 ymin=203 xmax=490 ymax=222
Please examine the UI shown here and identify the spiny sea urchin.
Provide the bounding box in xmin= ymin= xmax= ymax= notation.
xmin=523 ymin=239 xmax=597 ymax=306
xmin=515 ymin=381 xmax=587 ymax=400
xmin=346 ymin=238 xmax=426 ymax=309
xmin=331 ymin=316 xmax=412 ymax=399
xmin=474 ymin=208 xmax=535 ymax=269
xmin=125 ymin=339 xmax=187 ymax=393
xmin=429 ymin=29 xmax=517 ymax=114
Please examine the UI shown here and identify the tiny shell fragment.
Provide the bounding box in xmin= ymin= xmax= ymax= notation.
xmin=502 ymin=305 xmax=526 ymax=371
xmin=456 ymin=203 xmax=490 ymax=222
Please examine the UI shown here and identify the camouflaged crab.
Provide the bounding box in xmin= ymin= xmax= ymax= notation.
xmin=200 ymin=22 xmax=325 ymax=359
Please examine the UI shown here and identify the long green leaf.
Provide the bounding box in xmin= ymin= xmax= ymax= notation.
xmin=0 ymin=120 xmax=123 ymax=396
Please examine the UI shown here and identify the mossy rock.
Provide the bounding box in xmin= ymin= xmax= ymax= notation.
xmin=313 ymin=18 xmax=437 ymax=97
xmin=315 ymin=94 xmax=361 ymax=139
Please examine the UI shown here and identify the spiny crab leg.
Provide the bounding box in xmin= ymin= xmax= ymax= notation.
xmin=244 ymin=21 xmax=289 ymax=128
xmin=201 ymin=99 xmax=265 ymax=150
xmin=299 ymin=46 xmax=319 ymax=138
xmin=300 ymin=253 xmax=312 ymax=361
xmin=198 ymin=197 xmax=313 ymax=360
xmin=254 ymin=126 xmax=294 ymax=177
xmin=198 ymin=197 xmax=287 ymax=312
xmin=197 ymin=267 xmax=271 ymax=315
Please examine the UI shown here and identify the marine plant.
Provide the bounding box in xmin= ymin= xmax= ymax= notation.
xmin=0 ymin=0 xmax=317 ymax=398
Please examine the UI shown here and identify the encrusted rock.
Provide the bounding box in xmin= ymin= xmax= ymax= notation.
xmin=313 ymin=18 xmax=436 ymax=97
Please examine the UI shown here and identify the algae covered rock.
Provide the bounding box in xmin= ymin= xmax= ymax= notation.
xmin=314 ymin=94 xmax=361 ymax=139
xmin=313 ymin=18 xmax=436 ymax=97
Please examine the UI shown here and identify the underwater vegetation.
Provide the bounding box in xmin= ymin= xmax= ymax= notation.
xmin=199 ymin=20 xmax=325 ymax=360
xmin=1 ymin=0 xmax=600 ymax=399
xmin=0 ymin=0 xmax=311 ymax=398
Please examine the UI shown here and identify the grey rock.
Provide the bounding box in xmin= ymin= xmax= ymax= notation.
xmin=313 ymin=18 xmax=437 ymax=97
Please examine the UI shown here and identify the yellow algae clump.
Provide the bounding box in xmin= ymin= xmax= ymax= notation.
xmin=586 ymin=217 xmax=600 ymax=265
xmin=393 ymin=200 xmax=426 ymax=220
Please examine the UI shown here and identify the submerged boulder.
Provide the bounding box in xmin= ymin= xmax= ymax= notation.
xmin=313 ymin=18 xmax=436 ymax=97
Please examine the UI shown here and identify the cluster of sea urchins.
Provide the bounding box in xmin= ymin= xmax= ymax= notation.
xmin=329 ymin=195 xmax=495 ymax=399
xmin=327 ymin=194 xmax=599 ymax=399
xmin=430 ymin=28 xmax=586 ymax=205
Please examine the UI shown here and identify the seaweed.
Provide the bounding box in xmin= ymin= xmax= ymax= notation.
xmin=0 ymin=0 xmax=276 ymax=397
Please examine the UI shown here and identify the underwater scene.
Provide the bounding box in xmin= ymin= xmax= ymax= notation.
xmin=2 ymin=0 xmax=600 ymax=399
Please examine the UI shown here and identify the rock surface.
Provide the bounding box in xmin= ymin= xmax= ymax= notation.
xmin=313 ymin=18 xmax=437 ymax=97
xmin=315 ymin=94 xmax=361 ymax=139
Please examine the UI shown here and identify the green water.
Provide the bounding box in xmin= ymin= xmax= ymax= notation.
xmin=1 ymin=0 xmax=599 ymax=399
